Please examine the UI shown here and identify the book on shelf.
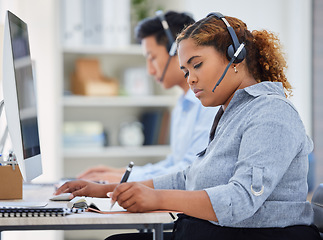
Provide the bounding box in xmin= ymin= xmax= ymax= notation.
xmin=61 ymin=0 xmax=83 ymax=46
xmin=158 ymin=110 xmax=170 ymax=145
xmin=83 ymin=0 xmax=103 ymax=45
xmin=113 ymin=0 xmax=131 ymax=48
xmin=63 ymin=121 xmax=107 ymax=148
xmin=140 ymin=109 xmax=170 ymax=146
xmin=61 ymin=0 xmax=131 ymax=47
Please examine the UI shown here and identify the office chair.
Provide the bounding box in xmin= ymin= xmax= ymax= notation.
xmin=311 ymin=183 xmax=323 ymax=239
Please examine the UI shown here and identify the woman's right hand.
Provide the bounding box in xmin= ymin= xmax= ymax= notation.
xmin=54 ymin=180 xmax=117 ymax=198
xmin=110 ymin=181 xmax=160 ymax=212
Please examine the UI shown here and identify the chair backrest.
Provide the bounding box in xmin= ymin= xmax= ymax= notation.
xmin=311 ymin=183 xmax=323 ymax=235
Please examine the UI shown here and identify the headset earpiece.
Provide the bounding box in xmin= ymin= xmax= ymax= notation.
xmin=227 ymin=44 xmax=246 ymax=63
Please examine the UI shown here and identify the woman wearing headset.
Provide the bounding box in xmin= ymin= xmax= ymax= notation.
xmin=57 ymin=13 xmax=320 ymax=240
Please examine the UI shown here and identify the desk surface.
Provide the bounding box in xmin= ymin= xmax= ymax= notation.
xmin=0 ymin=184 xmax=174 ymax=240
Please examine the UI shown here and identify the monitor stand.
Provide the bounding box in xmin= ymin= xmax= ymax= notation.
xmin=0 ymin=100 xmax=23 ymax=200
xmin=0 ymin=100 xmax=8 ymax=154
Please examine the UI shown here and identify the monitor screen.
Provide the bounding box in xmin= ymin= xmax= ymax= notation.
xmin=9 ymin=12 xmax=40 ymax=160
xmin=2 ymin=11 xmax=42 ymax=181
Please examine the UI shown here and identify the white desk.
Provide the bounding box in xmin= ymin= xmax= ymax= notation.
xmin=0 ymin=184 xmax=174 ymax=240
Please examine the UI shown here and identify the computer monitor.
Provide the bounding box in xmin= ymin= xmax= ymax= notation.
xmin=2 ymin=10 xmax=42 ymax=182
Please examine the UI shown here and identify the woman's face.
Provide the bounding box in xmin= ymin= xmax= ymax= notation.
xmin=142 ymin=36 xmax=189 ymax=91
xmin=178 ymin=38 xmax=244 ymax=108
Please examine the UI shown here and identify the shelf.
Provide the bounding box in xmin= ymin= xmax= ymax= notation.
xmin=58 ymin=0 xmax=177 ymax=179
xmin=63 ymin=95 xmax=177 ymax=107
xmin=62 ymin=44 xmax=143 ymax=55
xmin=63 ymin=145 xmax=171 ymax=158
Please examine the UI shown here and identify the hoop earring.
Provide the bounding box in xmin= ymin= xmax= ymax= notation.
xmin=234 ymin=66 xmax=238 ymax=73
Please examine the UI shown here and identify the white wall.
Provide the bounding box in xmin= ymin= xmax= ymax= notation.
xmin=181 ymin=0 xmax=313 ymax=136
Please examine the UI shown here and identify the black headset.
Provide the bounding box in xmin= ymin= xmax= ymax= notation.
xmin=206 ymin=12 xmax=247 ymax=92
xmin=155 ymin=10 xmax=177 ymax=56
xmin=207 ymin=12 xmax=246 ymax=63
xmin=155 ymin=10 xmax=177 ymax=82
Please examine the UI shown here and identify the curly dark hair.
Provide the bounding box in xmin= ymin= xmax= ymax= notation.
xmin=176 ymin=14 xmax=292 ymax=97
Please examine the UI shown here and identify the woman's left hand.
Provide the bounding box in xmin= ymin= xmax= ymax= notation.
xmin=110 ymin=182 xmax=161 ymax=212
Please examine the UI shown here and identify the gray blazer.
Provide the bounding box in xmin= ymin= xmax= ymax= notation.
xmin=154 ymin=82 xmax=314 ymax=228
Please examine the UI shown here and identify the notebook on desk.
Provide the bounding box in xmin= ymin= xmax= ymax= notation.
xmin=86 ymin=197 xmax=126 ymax=213
xmin=68 ymin=197 xmax=126 ymax=213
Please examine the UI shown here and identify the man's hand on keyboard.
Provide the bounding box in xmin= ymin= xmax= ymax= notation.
xmin=54 ymin=180 xmax=118 ymax=198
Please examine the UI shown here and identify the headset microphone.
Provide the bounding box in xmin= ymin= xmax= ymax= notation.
xmin=206 ymin=12 xmax=247 ymax=92
xmin=212 ymin=43 xmax=245 ymax=92
xmin=159 ymin=42 xmax=177 ymax=83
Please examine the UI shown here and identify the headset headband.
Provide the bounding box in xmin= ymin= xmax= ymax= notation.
xmin=155 ymin=10 xmax=177 ymax=56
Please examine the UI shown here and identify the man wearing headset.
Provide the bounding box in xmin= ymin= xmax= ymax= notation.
xmin=76 ymin=11 xmax=219 ymax=183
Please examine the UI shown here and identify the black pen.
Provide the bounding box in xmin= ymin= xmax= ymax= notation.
xmin=110 ymin=161 xmax=134 ymax=210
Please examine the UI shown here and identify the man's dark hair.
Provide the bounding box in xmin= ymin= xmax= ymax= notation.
xmin=135 ymin=11 xmax=195 ymax=51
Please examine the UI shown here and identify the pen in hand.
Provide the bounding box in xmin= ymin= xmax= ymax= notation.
xmin=110 ymin=161 xmax=134 ymax=210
